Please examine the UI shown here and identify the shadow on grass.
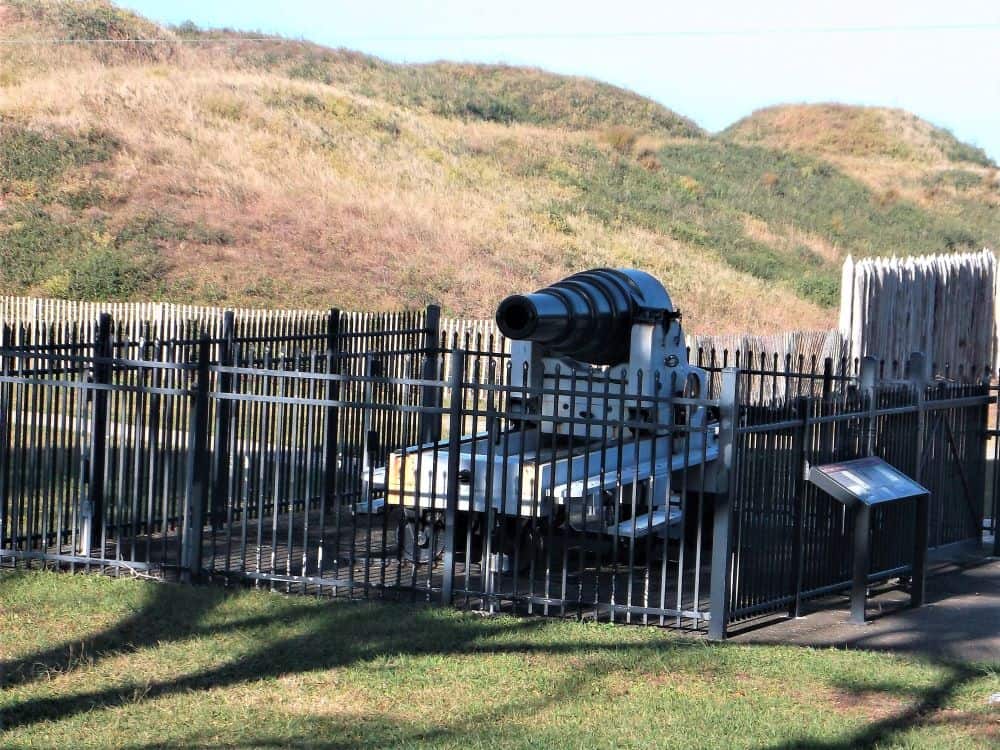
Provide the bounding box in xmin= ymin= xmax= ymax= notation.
xmin=1 ymin=574 xmax=629 ymax=734
xmin=764 ymin=664 xmax=986 ymax=750
xmin=115 ymin=639 xmax=640 ymax=750
xmin=0 ymin=572 xmax=230 ymax=690
xmin=0 ymin=570 xmax=993 ymax=749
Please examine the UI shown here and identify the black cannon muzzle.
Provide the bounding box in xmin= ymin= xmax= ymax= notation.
xmin=495 ymin=268 xmax=672 ymax=365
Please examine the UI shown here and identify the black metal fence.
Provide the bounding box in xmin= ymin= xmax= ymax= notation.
xmin=0 ymin=308 xmax=438 ymax=575
xmin=0 ymin=314 xmax=993 ymax=639
xmin=711 ymin=354 xmax=991 ymax=637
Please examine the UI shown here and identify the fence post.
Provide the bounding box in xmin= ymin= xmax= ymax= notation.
xmin=182 ymin=334 xmax=211 ymax=582
xmin=907 ymin=352 xmax=934 ymax=555
xmin=440 ymin=349 xmax=465 ymax=606
xmin=788 ymin=395 xmax=811 ymax=619
xmin=992 ymin=408 xmax=1000 ymax=558
xmin=0 ymin=324 xmax=11 ymax=553
xmin=361 ymin=353 xmax=381 ymax=488
xmin=210 ymin=310 xmax=235 ymax=529
xmin=80 ymin=313 xmax=112 ymax=557
xmin=859 ymin=356 xmax=878 ymax=457
xmin=709 ymin=367 xmax=739 ymax=640
xmin=989 ymin=370 xmax=1000 ymax=558
xmin=819 ymin=357 xmax=834 ymax=460
xmin=908 ymin=352 xmax=928 ymax=485
xmin=420 ymin=304 xmax=442 ymax=444
xmin=323 ymin=308 xmax=341 ymax=508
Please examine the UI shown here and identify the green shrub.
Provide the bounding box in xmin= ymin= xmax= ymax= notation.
xmin=114 ymin=214 xmax=188 ymax=246
xmin=548 ymin=136 xmax=990 ymax=308
xmin=242 ymin=278 xmax=276 ymax=300
xmin=0 ymin=203 xmax=167 ymax=300
xmin=926 ymin=125 xmax=996 ymax=167
xmin=923 ymin=169 xmax=984 ymax=192
xmin=298 ymin=93 xmax=326 ymax=111
xmin=112 ymin=214 xmax=229 ymax=247
xmin=945 ymin=140 xmax=994 ymax=167
xmin=199 ymin=282 xmax=227 ymax=304
xmin=186 ymin=221 xmax=234 ymax=245
xmin=58 ymin=185 xmax=106 ymax=210
xmin=794 ymin=244 xmax=825 ymax=268
xmin=0 ymin=124 xmax=118 ymax=191
xmin=669 ymin=222 xmax=709 ymax=246
xmin=174 ymin=20 xmax=201 ymax=37
xmin=9 ymin=0 xmax=176 ymax=64
xmin=288 ymin=58 xmax=333 ymax=85
xmin=457 ymin=97 xmax=520 ymax=124
xmin=794 ymin=274 xmax=840 ymax=306
xmin=64 ymin=246 xmax=161 ymax=300
xmin=49 ymin=0 xmax=158 ymax=41
xmin=545 ymin=205 xmax=574 ymax=235
xmin=0 ymin=205 xmax=85 ymax=288
xmin=374 ymin=117 xmax=402 ymax=137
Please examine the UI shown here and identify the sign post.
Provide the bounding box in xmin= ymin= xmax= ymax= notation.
xmin=807 ymin=456 xmax=929 ymax=624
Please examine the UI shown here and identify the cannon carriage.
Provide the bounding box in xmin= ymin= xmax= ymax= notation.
xmin=370 ymin=269 xmax=720 ymax=567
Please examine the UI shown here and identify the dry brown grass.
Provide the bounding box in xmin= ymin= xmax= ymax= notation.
xmin=722 ymin=104 xmax=990 ymax=165
xmin=0 ymin=46 xmax=831 ymax=330
xmin=724 ymin=104 xmax=999 ymax=222
xmin=741 ymin=215 xmax=841 ymax=264
xmin=600 ymin=125 xmax=638 ymax=154
xmin=725 ymin=104 xmax=895 ymax=157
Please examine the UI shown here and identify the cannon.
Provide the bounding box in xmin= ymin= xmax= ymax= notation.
xmin=495 ymin=268 xmax=705 ymax=438
xmin=372 ymin=269 xmax=719 ymax=567
xmin=495 ymin=268 xmax=662 ymax=364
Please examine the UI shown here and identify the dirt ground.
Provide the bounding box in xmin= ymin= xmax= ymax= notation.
xmin=729 ymin=548 xmax=999 ymax=664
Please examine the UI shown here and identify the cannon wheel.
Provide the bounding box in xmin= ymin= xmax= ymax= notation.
xmin=514 ymin=521 xmax=546 ymax=574
xmin=488 ymin=518 xmax=546 ymax=575
xmin=397 ymin=510 xmax=445 ymax=565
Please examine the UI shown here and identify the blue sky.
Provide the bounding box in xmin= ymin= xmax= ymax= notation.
xmin=120 ymin=0 xmax=1000 ymax=161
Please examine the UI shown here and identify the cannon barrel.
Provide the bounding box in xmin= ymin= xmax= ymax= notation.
xmin=495 ymin=268 xmax=673 ymax=365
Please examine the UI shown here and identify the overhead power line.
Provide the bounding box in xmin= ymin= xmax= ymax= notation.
xmin=1 ymin=21 xmax=999 ymax=45
xmin=0 ymin=36 xmax=275 ymax=45
xmin=325 ymin=22 xmax=1000 ymax=42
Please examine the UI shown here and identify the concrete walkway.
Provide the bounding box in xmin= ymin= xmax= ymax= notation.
xmin=729 ymin=556 xmax=1000 ymax=664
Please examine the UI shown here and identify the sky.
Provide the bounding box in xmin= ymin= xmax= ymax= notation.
xmin=119 ymin=0 xmax=1000 ymax=161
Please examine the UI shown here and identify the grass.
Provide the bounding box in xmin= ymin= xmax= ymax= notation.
xmin=5 ymin=0 xmax=175 ymax=65
xmin=0 ymin=204 xmax=168 ymax=300
xmin=549 ymin=138 xmax=991 ymax=306
xmin=221 ymin=43 xmax=705 ymax=137
xmin=0 ymin=121 xmax=163 ymax=299
xmin=723 ymin=104 xmax=996 ymax=168
xmin=0 ymin=1 xmax=997 ymax=332
xmin=924 ymin=169 xmax=987 ymax=192
xmin=0 ymin=570 xmax=997 ymax=749
xmin=0 ymin=122 xmax=118 ymax=193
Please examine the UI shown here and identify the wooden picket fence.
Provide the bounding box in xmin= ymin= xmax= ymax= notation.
xmin=5 ymin=246 xmax=999 ymax=377
xmin=1 ymin=295 xmax=846 ymax=380
xmin=0 ymin=296 xmax=329 ymax=344
xmin=839 ymin=249 xmax=997 ymax=376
